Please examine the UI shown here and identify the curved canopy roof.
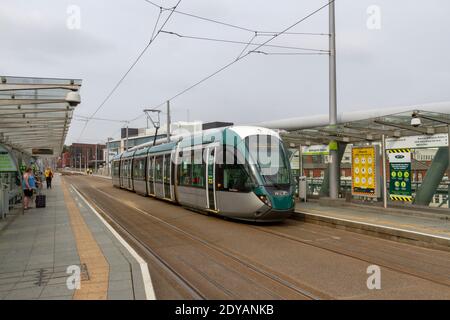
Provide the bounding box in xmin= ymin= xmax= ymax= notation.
xmin=259 ymin=101 xmax=450 ymax=147
xmin=0 ymin=75 xmax=82 ymax=156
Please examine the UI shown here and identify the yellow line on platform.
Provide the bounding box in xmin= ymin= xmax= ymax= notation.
xmin=61 ymin=178 xmax=110 ymax=300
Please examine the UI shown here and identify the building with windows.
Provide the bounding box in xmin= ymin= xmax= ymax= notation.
xmin=65 ymin=143 xmax=106 ymax=170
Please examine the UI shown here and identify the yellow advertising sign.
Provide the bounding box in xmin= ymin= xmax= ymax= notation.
xmin=351 ymin=146 xmax=377 ymax=197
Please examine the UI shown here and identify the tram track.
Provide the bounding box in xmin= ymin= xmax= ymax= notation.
xmin=78 ymin=190 xmax=207 ymax=300
xmin=70 ymin=179 xmax=327 ymax=300
xmin=250 ymin=225 xmax=450 ymax=288
xmin=66 ymin=175 xmax=450 ymax=299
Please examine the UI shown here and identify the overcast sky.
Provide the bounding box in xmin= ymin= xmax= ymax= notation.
xmin=2 ymin=0 xmax=450 ymax=144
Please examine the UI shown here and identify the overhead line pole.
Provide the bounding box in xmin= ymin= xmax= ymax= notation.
xmin=167 ymin=101 xmax=171 ymax=143
xmin=328 ymin=1 xmax=339 ymax=199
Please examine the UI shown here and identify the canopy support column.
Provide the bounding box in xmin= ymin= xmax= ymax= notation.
xmin=414 ymin=147 xmax=449 ymax=206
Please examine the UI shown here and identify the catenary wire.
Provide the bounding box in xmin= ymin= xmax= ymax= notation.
xmin=160 ymin=31 xmax=328 ymax=52
xmin=76 ymin=0 xmax=182 ymax=142
xmin=102 ymin=1 xmax=334 ymax=141
xmin=250 ymin=50 xmax=329 ymax=56
xmin=152 ymin=0 xmax=335 ymax=110
xmin=144 ymin=0 xmax=329 ymax=36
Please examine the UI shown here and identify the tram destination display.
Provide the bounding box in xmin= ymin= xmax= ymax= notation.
xmin=351 ymin=146 xmax=380 ymax=198
xmin=388 ymin=149 xmax=412 ymax=202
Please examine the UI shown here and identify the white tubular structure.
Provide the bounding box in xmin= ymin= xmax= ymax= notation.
xmin=258 ymin=101 xmax=450 ymax=131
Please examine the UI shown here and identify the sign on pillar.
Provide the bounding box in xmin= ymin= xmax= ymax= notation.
xmin=388 ymin=149 xmax=412 ymax=202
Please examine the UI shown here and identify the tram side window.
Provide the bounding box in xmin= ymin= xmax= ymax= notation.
xmin=178 ymin=154 xmax=192 ymax=186
xmin=216 ymin=149 xmax=255 ymax=193
xmin=133 ymin=158 xmax=145 ymax=180
xmin=148 ymin=157 xmax=154 ymax=182
xmin=155 ymin=156 xmax=163 ymax=183
xmin=178 ymin=151 xmax=192 ymax=186
xmin=192 ymin=150 xmax=205 ymax=187
xmin=113 ymin=161 xmax=120 ymax=177
xmin=178 ymin=149 xmax=205 ymax=187
xmin=123 ymin=160 xmax=127 ymax=177
xmin=121 ymin=161 xmax=126 ymax=177
xmin=164 ymin=155 xmax=171 ymax=184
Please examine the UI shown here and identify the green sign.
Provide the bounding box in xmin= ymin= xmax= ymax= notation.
xmin=388 ymin=150 xmax=412 ymax=202
xmin=0 ymin=146 xmax=16 ymax=172
xmin=328 ymin=141 xmax=338 ymax=151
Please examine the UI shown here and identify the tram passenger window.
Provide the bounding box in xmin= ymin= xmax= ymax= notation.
xmin=133 ymin=159 xmax=138 ymax=178
xmin=133 ymin=158 xmax=145 ymax=180
xmin=122 ymin=160 xmax=127 ymax=177
xmin=219 ymin=164 xmax=253 ymax=192
xmin=178 ymin=150 xmax=191 ymax=186
xmin=192 ymin=150 xmax=205 ymax=187
xmin=112 ymin=162 xmax=119 ymax=177
xmin=148 ymin=157 xmax=154 ymax=182
xmin=178 ymin=149 xmax=205 ymax=187
xmin=179 ymin=162 xmax=191 ymax=186
xmin=216 ymin=149 xmax=255 ymax=192
xmin=155 ymin=156 xmax=163 ymax=183
xmin=164 ymin=155 xmax=171 ymax=184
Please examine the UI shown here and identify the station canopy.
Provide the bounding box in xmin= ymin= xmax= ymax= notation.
xmin=0 ymin=76 xmax=82 ymax=156
xmin=280 ymin=109 xmax=450 ymax=147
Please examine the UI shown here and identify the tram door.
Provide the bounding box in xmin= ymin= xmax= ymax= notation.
xmin=205 ymin=147 xmax=217 ymax=211
xmin=163 ymin=154 xmax=171 ymax=199
xmin=148 ymin=156 xmax=155 ymax=195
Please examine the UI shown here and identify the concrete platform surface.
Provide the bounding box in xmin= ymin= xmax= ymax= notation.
xmin=0 ymin=174 xmax=152 ymax=300
xmin=295 ymin=201 xmax=450 ymax=252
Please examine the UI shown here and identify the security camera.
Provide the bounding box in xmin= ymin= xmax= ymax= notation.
xmin=411 ymin=115 xmax=421 ymax=127
xmin=65 ymin=91 xmax=81 ymax=106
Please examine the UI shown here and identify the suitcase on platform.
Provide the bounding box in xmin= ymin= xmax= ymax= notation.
xmin=35 ymin=190 xmax=46 ymax=208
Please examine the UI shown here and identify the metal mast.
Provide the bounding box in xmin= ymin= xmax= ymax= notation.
xmin=328 ymin=1 xmax=339 ymax=199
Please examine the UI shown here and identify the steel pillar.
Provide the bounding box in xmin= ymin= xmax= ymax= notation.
xmin=414 ymin=147 xmax=449 ymax=206
xmin=320 ymin=142 xmax=346 ymax=197
xmin=328 ymin=1 xmax=339 ymax=199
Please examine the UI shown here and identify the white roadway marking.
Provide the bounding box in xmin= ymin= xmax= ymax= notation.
xmin=70 ymin=185 xmax=156 ymax=300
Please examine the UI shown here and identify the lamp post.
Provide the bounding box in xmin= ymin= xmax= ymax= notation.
xmin=95 ymin=144 xmax=98 ymax=173
xmin=107 ymin=137 xmax=113 ymax=176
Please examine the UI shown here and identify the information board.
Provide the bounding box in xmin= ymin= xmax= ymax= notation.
xmin=351 ymin=146 xmax=380 ymax=197
xmin=388 ymin=149 xmax=412 ymax=202
xmin=0 ymin=145 xmax=17 ymax=172
xmin=386 ymin=133 xmax=448 ymax=149
xmin=301 ymin=145 xmax=329 ymax=155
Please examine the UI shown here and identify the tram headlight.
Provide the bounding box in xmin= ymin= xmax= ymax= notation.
xmin=258 ymin=195 xmax=272 ymax=207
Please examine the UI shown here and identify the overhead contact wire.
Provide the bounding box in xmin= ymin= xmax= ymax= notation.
xmin=77 ymin=0 xmax=182 ymax=142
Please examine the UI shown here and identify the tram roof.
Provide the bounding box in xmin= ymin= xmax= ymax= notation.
xmin=0 ymin=75 xmax=82 ymax=156
xmin=122 ymin=149 xmax=136 ymax=158
xmin=148 ymin=141 xmax=178 ymax=154
xmin=134 ymin=147 xmax=150 ymax=157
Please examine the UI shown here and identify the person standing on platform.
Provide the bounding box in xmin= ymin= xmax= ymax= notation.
xmin=22 ymin=168 xmax=34 ymax=210
xmin=44 ymin=167 xmax=54 ymax=189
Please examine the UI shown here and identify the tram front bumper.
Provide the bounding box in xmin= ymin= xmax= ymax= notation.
xmin=256 ymin=207 xmax=294 ymax=222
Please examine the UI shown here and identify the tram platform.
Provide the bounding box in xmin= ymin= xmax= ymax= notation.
xmin=295 ymin=200 xmax=450 ymax=252
xmin=0 ymin=174 xmax=153 ymax=300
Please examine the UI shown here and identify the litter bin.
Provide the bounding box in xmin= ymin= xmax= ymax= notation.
xmin=298 ymin=176 xmax=307 ymax=202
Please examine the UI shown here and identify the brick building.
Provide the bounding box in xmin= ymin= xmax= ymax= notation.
xmin=65 ymin=143 xmax=106 ymax=169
